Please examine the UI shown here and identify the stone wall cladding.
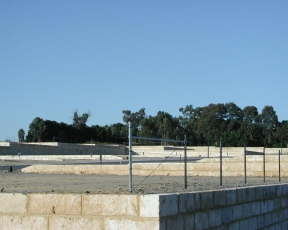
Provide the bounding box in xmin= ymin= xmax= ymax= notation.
xmin=0 ymin=142 xmax=125 ymax=157
xmin=159 ymin=184 xmax=288 ymax=229
xmin=1 ymin=184 xmax=288 ymax=229
xmin=21 ymin=154 xmax=288 ymax=177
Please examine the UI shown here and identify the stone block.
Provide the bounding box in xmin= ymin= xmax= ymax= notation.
xmin=0 ymin=193 xmax=27 ymax=214
xmin=229 ymin=222 xmax=239 ymax=230
xmin=214 ymin=190 xmax=226 ymax=207
xmin=263 ymin=213 xmax=272 ymax=226
xmin=222 ymin=207 xmax=233 ymax=224
xmin=262 ymin=186 xmax=271 ymax=199
xmin=233 ymin=204 xmax=242 ymax=220
xmin=274 ymin=197 xmax=281 ymax=209
xmin=195 ymin=212 xmax=209 ymax=229
xmin=242 ymin=203 xmax=252 ymax=218
xmin=281 ymin=220 xmax=288 ymax=229
xmin=28 ymin=194 xmax=81 ymax=215
xmin=261 ymin=200 xmax=268 ymax=214
xmin=271 ymin=210 xmax=279 ymax=225
xmin=277 ymin=184 xmax=283 ymax=196
xmin=247 ymin=164 xmax=263 ymax=172
xmin=49 ymin=216 xmax=102 ymax=230
xmin=179 ymin=193 xmax=195 ymax=213
xmin=248 ymin=217 xmax=257 ymax=229
xmin=281 ymin=197 xmax=287 ymax=209
xmin=165 ymin=215 xmax=184 ymax=230
xmin=104 ymin=218 xmax=159 ymax=230
xmin=200 ymin=191 xmax=214 ymax=210
xmin=83 ymin=194 xmax=138 ymax=216
xmin=140 ymin=194 xmax=178 ymax=217
xmin=270 ymin=185 xmax=277 ymax=198
xmin=194 ymin=192 xmax=201 ymax=210
xmin=278 ymin=209 xmax=285 ymax=221
xmin=239 ymin=219 xmax=249 ymax=229
xmin=246 ymin=187 xmax=256 ymax=202
xmin=236 ymin=188 xmax=246 ymax=204
xmin=267 ymin=199 xmax=275 ymax=212
xmin=184 ymin=214 xmax=194 ymax=230
xmin=255 ymin=186 xmax=264 ymax=200
xmin=224 ymin=163 xmax=244 ymax=173
xmin=251 ymin=201 xmax=261 ymax=215
xmin=209 ymin=209 xmax=222 ymax=227
xmin=0 ymin=216 xmax=48 ymax=230
xmin=226 ymin=189 xmax=236 ymax=205
xmin=283 ymin=184 xmax=288 ymax=196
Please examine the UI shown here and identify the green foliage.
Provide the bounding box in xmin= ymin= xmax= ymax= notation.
xmin=22 ymin=103 xmax=288 ymax=147
xmin=18 ymin=129 xmax=25 ymax=142
xmin=72 ymin=109 xmax=91 ymax=129
xmin=28 ymin=117 xmax=47 ymax=142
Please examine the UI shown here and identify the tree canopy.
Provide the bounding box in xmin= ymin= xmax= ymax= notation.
xmin=22 ymin=103 xmax=288 ymax=147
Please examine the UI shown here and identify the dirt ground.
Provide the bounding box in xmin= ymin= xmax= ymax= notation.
xmin=0 ymin=160 xmax=286 ymax=194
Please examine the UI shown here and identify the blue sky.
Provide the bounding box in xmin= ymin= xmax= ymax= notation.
xmin=0 ymin=1 xmax=287 ymax=141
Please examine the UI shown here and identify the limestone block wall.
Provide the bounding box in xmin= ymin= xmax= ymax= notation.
xmin=0 ymin=142 xmax=287 ymax=159
xmin=22 ymin=155 xmax=288 ymax=177
xmin=0 ymin=154 xmax=122 ymax=161
xmin=1 ymin=184 xmax=288 ymax=229
xmin=0 ymin=142 xmax=125 ymax=157
xmin=131 ymin=146 xmax=288 ymax=157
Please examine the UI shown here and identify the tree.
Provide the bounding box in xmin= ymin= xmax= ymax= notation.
xmin=274 ymin=120 xmax=288 ymax=147
xmin=28 ymin=117 xmax=47 ymax=142
xmin=178 ymin=105 xmax=201 ymax=145
xmin=18 ymin=129 xmax=25 ymax=142
xmin=224 ymin=103 xmax=244 ymax=146
xmin=199 ymin=103 xmax=227 ymax=146
xmin=225 ymin=102 xmax=243 ymax=121
xmin=122 ymin=108 xmax=146 ymax=136
xmin=243 ymin=106 xmax=259 ymax=125
xmin=153 ymin=111 xmax=178 ymax=144
xmin=260 ymin=105 xmax=278 ymax=147
xmin=72 ymin=109 xmax=91 ymax=129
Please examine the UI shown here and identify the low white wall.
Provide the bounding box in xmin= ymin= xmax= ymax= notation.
xmin=132 ymin=146 xmax=288 ymax=157
xmin=1 ymin=184 xmax=288 ymax=229
xmin=0 ymin=142 xmax=125 ymax=156
xmin=21 ymin=155 xmax=288 ymax=177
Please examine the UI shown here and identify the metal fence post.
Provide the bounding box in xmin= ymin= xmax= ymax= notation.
xmin=244 ymin=146 xmax=247 ymax=184
xmin=279 ymin=149 xmax=281 ymax=182
xmin=129 ymin=122 xmax=132 ymax=193
xmin=220 ymin=141 xmax=222 ymax=186
xmin=184 ymin=135 xmax=187 ymax=189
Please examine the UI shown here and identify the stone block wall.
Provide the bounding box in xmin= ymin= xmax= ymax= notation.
xmin=0 ymin=143 xmax=287 ymax=159
xmin=0 ymin=142 xmax=125 ymax=158
xmin=1 ymin=184 xmax=288 ymax=229
xmin=131 ymin=146 xmax=288 ymax=157
xmin=22 ymin=155 xmax=288 ymax=177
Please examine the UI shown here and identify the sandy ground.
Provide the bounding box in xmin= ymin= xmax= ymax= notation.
xmin=0 ymin=160 xmax=286 ymax=194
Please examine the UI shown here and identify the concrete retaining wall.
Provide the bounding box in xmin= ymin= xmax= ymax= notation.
xmin=22 ymin=155 xmax=288 ymax=177
xmin=1 ymin=184 xmax=288 ymax=229
xmin=131 ymin=146 xmax=288 ymax=157
xmin=1 ymin=143 xmax=287 ymax=159
xmin=0 ymin=142 xmax=125 ymax=158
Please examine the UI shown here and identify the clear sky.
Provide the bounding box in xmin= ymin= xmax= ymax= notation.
xmin=0 ymin=1 xmax=287 ymax=141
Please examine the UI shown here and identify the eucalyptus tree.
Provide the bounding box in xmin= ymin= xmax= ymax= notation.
xmin=199 ymin=103 xmax=227 ymax=146
xmin=178 ymin=105 xmax=201 ymax=145
xmin=72 ymin=109 xmax=91 ymax=129
xmin=122 ymin=108 xmax=146 ymax=137
xmin=274 ymin=120 xmax=288 ymax=148
xmin=18 ymin=129 xmax=25 ymax=142
xmin=224 ymin=102 xmax=244 ymax=146
xmin=260 ymin=105 xmax=278 ymax=147
xmin=28 ymin=117 xmax=47 ymax=142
